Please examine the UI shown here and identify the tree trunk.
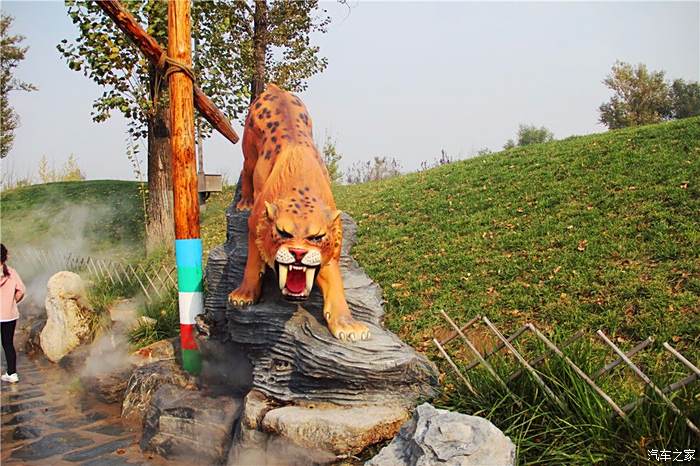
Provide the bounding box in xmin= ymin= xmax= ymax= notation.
xmin=250 ymin=0 xmax=268 ymax=103
xmin=146 ymin=65 xmax=175 ymax=253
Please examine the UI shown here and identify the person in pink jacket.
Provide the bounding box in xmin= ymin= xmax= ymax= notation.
xmin=1 ymin=244 xmax=25 ymax=383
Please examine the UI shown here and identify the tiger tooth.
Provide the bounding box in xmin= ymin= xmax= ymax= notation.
xmin=305 ymin=267 xmax=314 ymax=293
xmin=279 ymin=264 xmax=288 ymax=290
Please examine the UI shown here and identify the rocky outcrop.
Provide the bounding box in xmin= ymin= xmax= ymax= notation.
xmin=366 ymin=403 xmax=516 ymax=466
xmin=200 ymin=183 xmax=439 ymax=459
xmin=121 ymin=358 xmax=197 ymax=426
xmin=40 ymin=271 xmax=95 ymax=362
xmin=141 ymin=384 xmax=241 ymax=465
xmin=22 ymin=316 xmax=46 ymax=356
xmin=229 ymin=390 xmax=337 ymax=466
xmin=202 ymin=183 xmax=439 ymax=408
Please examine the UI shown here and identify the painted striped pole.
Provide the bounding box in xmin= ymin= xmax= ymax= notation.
xmin=175 ymin=239 xmax=203 ymax=374
xmin=168 ymin=0 xmax=201 ymax=374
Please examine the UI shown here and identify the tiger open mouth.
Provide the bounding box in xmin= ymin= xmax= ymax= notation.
xmin=275 ymin=262 xmax=319 ymax=301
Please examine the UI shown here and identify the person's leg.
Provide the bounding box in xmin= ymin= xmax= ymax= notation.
xmin=1 ymin=320 xmax=17 ymax=375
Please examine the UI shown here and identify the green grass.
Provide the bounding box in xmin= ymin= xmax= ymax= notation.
xmin=0 ymin=179 xmax=145 ymax=258
xmin=334 ymin=117 xmax=699 ymax=355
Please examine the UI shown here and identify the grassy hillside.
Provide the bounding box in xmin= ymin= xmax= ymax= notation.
xmin=335 ymin=117 xmax=699 ymax=356
xmin=332 ymin=117 xmax=699 ymax=462
xmin=0 ymin=180 xmax=144 ymax=258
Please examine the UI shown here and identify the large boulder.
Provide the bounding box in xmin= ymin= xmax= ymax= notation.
xmin=121 ymin=358 xmax=198 ymax=426
xmin=229 ymin=390 xmax=337 ymax=465
xmin=141 ymin=384 xmax=241 ymax=464
xmin=261 ymin=404 xmax=409 ymax=456
xmin=366 ymin=403 xmax=516 ymax=466
xmin=230 ymin=390 xmax=409 ymax=463
xmin=40 ymin=271 xmax=95 ymax=362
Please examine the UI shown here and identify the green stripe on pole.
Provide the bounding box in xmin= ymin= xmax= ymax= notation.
xmin=182 ymin=349 xmax=201 ymax=375
xmin=177 ymin=266 xmax=203 ymax=292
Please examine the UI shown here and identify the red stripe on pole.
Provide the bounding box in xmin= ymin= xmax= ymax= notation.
xmin=180 ymin=323 xmax=198 ymax=350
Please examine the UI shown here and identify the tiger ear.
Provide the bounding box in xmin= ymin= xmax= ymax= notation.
xmin=325 ymin=208 xmax=341 ymax=222
xmin=265 ymin=201 xmax=278 ymax=221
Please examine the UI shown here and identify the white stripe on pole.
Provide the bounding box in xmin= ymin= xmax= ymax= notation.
xmin=177 ymin=291 xmax=204 ymax=325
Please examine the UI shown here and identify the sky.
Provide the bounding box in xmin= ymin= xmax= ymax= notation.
xmin=2 ymin=1 xmax=699 ymax=183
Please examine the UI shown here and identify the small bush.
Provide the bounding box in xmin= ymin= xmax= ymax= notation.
xmin=346 ymin=156 xmax=402 ymax=184
xmin=420 ymin=149 xmax=454 ymax=171
xmin=38 ymin=154 xmax=86 ymax=183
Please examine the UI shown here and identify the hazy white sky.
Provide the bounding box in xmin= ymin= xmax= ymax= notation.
xmin=2 ymin=1 xmax=698 ymax=182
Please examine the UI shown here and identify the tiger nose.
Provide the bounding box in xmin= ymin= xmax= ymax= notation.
xmin=289 ymin=248 xmax=307 ymax=262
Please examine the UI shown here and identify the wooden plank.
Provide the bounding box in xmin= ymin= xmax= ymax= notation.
xmin=509 ymin=330 xmax=584 ymax=382
xmin=663 ymin=342 xmax=700 ymax=378
xmin=438 ymin=314 xmax=480 ymax=346
xmin=528 ymin=324 xmax=626 ymax=418
xmin=438 ymin=310 xmax=513 ymax=396
xmin=593 ymin=336 xmax=654 ymax=380
xmin=482 ymin=317 xmax=565 ymax=410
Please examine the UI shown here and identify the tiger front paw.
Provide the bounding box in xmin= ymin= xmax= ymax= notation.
xmin=325 ymin=312 xmax=371 ymax=342
xmin=236 ymin=197 xmax=253 ymax=211
xmin=228 ymin=286 xmax=259 ymax=308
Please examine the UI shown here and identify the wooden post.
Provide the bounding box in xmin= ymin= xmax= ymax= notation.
xmin=168 ymin=0 xmax=201 ymax=375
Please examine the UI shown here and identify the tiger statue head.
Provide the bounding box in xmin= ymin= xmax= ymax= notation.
xmin=256 ymin=191 xmax=342 ymax=302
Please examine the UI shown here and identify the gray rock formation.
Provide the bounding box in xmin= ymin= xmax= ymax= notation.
xmin=228 ymin=390 xmax=338 ymax=466
xmin=22 ymin=316 xmax=46 ymax=356
xmin=141 ymin=384 xmax=241 ymax=465
xmin=121 ymin=358 xmax=198 ymax=426
xmin=202 ymin=183 xmax=439 ymax=408
xmin=261 ymin=403 xmax=410 ymax=456
xmin=366 ymin=403 xmax=516 ymax=466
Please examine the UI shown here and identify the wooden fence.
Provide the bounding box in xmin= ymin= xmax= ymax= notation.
xmin=434 ymin=310 xmax=700 ymax=438
xmin=12 ymin=248 xmax=176 ymax=303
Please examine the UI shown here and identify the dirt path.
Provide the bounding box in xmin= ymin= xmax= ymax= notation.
xmin=1 ymin=354 xmax=167 ymax=465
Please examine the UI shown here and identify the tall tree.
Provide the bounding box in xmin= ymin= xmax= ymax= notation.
xmin=194 ymin=0 xmax=330 ymax=109
xmin=598 ymin=61 xmax=671 ymax=130
xmin=0 ymin=14 xmax=37 ymax=159
xmin=58 ymin=0 xmax=174 ymax=252
xmin=669 ymin=78 xmax=700 ymax=119
xmin=58 ymin=1 xmax=330 ymax=251
xmin=250 ymin=0 xmax=269 ymax=102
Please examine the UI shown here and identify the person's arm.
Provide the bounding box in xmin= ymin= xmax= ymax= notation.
xmin=14 ymin=271 xmax=26 ymax=304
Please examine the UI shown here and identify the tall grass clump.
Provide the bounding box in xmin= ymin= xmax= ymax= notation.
xmin=128 ymin=288 xmax=179 ymax=348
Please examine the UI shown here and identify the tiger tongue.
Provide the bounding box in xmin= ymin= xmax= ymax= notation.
xmin=286 ymin=268 xmax=306 ymax=294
